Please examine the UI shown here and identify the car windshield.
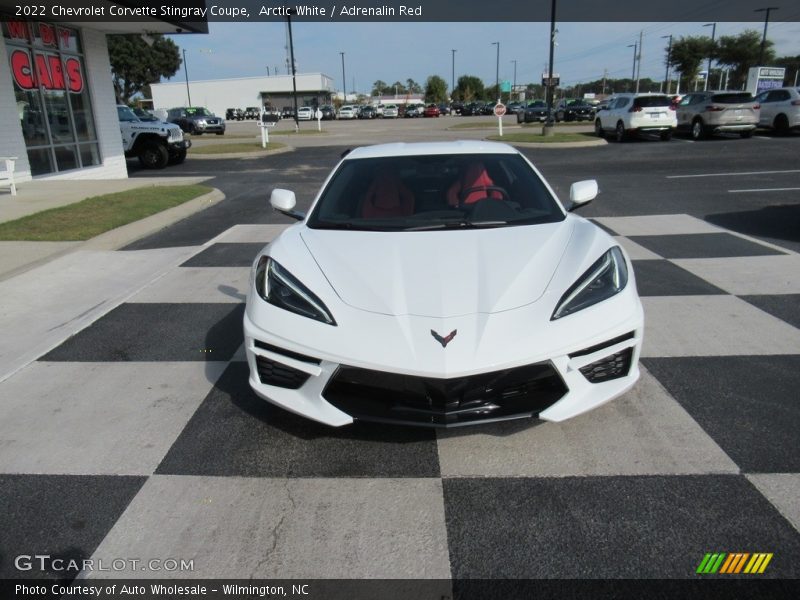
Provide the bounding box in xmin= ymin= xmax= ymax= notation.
xmin=307 ymin=153 xmax=565 ymax=232
xmin=117 ymin=106 xmax=138 ymax=122
xmin=529 ymin=101 xmax=546 ymax=107
xmin=633 ymin=96 xmax=671 ymax=108
xmin=186 ymin=107 xmax=212 ymax=116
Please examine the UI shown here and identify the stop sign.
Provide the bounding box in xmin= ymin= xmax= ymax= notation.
xmin=494 ymin=103 xmax=507 ymax=117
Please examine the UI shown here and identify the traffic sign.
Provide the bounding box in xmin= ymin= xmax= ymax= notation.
xmin=494 ymin=103 xmax=507 ymax=117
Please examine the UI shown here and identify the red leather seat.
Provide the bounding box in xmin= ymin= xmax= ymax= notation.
xmin=361 ymin=170 xmax=415 ymax=218
xmin=447 ymin=162 xmax=504 ymax=206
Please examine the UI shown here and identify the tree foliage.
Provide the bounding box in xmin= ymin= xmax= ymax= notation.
xmin=108 ymin=34 xmax=181 ymax=104
xmin=667 ymin=35 xmax=713 ymax=91
xmin=405 ymin=78 xmax=423 ymax=94
xmin=453 ymin=75 xmax=486 ymax=102
xmin=424 ymin=75 xmax=448 ymax=103
xmin=715 ymin=30 xmax=775 ymax=89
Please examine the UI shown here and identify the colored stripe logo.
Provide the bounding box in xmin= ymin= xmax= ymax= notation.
xmin=696 ymin=552 xmax=773 ymax=574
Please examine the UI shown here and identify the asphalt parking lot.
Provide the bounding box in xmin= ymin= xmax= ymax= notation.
xmin=1 ymin=128 xmax=799 ymax=594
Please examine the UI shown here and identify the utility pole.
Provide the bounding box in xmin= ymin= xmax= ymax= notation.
xmin=543 ymin=0 xmax=557 ymax=136
xmin=661 ymin=34 xmax=672 ymax=95
xmin=602 ymin=68 xmax=607 ymax=95
xmin=451 ymin=49 xmax=456 ymax=100
xmin=703 ymin=23 xmax=716 ymax=91
xmin=635 ymin=30 xmax=643 ymax=93
xmin=339 ymin=51 xmax=346 ymax=102
xmin=287 ymin=10 xmax=299 ymax=130
xmin=755 ymin=7 xmax=779 ymax=65
xmin=182 ymin=48 xmax=191 ymax=106
xmin=511 ymin=59 xmax=517 ymax=101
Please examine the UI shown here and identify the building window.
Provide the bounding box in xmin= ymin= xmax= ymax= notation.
xmin=4 ymin=21 xmax=101 ymax=176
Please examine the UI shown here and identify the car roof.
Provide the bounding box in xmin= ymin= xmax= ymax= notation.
xmin=344 ymin=141 xmax=518 ymax=160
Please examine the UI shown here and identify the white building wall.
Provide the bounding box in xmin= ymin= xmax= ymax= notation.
xmin=0 ymin=26 xmax=127 ymax=182
xmin=151 ymin=73 xmax=334 ymax=118
xmin=0 ymin=35 xmax=31 ymax=182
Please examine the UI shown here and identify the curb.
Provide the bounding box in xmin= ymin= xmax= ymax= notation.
xmin=188 ymin=145 xmax=295 ymax=160
xmin=0 ymin=188 xmax=225 ymax=282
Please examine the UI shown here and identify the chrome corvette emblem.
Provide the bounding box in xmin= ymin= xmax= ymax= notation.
xmin=431 ymin=329 xmax=457 ymax=348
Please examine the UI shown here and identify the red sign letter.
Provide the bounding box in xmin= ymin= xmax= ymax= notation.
xmin=65 ymin=58 xmax=83 ymax=93
xmin=10 ymin=49 xmax=35 ymax=89
xmin=6 ymin=21 xmax=29 ymax=41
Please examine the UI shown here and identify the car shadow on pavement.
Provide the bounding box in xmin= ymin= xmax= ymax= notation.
xmin=705 ymin=204 xmax=800 ymax=245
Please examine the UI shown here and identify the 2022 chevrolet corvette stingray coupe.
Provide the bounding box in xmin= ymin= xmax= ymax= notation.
xmin=244 ymin=141 xmax=643 ymax=427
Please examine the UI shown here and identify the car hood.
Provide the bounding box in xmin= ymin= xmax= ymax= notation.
xmin=299 ymin=221 xmax=573 ymax=318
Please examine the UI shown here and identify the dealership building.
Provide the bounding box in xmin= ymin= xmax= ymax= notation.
xmin=150 ymin=73 xmax=336 ymax=117
xmin=0 ymin=6 xmax=206 ymax=182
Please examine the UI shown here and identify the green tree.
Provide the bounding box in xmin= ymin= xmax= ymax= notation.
xmin=453 ymin=75 xmax=485 ymax=102
xmin=668 ymin=35 xmax=713 ymax=91
xmin=108 ymin=34 xmax=181 ymax=104
xmin=390 ymin=81 xmax=407 ymax=96
xmin=424 ymin=75 xmax=448 ymax=103
xmin=371 ymin=80 xmax=389 ymax=96
xmin=715 ymin=30 xmax=775 ymax=89
xmin=773 ymin=55 xmax=800 ymax=87
xmin=406 ymin=78 xmax=422 ymax=94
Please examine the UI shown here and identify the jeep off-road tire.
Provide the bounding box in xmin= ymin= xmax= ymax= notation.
xmin=168 ymin=148 xmax=187 ymax=165
xmin=138 ymin=141 xmax=169 ymax=169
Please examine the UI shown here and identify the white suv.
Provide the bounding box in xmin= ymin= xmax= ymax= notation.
xmin=755 ymin=87 xmax=800 ymax=134
xmin=594 ymin=93 xmax=677 ymax=142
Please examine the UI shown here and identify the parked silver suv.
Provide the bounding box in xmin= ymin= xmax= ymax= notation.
xmin=676 ymin=91 xmax=759 ymax=140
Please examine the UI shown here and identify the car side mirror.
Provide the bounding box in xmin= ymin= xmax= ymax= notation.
xmin=270 ymin=188 xmax=305 ymax=220
xmin=567 ymin=179 xmax=598 ymax=211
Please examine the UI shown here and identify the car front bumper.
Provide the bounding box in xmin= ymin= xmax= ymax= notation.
xmin=244 ymin=294 xmax=644 ymax=428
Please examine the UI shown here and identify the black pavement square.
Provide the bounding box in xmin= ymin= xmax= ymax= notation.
xmin=740 ymin=294 xmax=800 ymax=330
xmin=156 ymin=362 xmax=440 ymax=478
xmin=41 ymin=303 xmax=244 ymax=362
xmin=180 ymin=243 xmax=265 ymax=267
xmin=589 ymin=219 xmax=617 ymax=236
xmin=0 ymin=474 xmax=145 ymax=580
xmin=443 ymin=475 xmax=800 ymax=579
xmin=628 ymin=233 xmax=784 ymax=259
xmin=643 ymin=356 xmax=800 ymax=473
xmin=633 ymin=260 xmax=727 ymax=297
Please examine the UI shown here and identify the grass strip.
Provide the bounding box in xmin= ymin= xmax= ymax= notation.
xmin=0 ymin=185 xmax=213 ymax=241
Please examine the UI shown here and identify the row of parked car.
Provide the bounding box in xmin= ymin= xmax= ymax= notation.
xmin=592 ymin=87 xmax=800 ymax=142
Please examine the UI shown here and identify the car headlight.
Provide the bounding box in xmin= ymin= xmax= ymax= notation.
xmin=255 ymin=256 xmax=336 ymax=325
xmin=551 ymin=247 xmax=628 ymax=320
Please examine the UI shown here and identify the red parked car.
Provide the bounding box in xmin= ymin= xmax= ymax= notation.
xmin=424 ymin=104 xmax=441 ymax=118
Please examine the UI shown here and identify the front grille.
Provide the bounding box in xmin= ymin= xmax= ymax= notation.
xmin=323 ymin=362 xmax=568 ymax=427
xmin=569 ymin=332 xmax=635 ymax=358
xmin=254 ymin=340 xmax=320 ymax=364
xmin=168 ymin=128 xmax=183 ymax=142
xmin=256 ymin=355 xmax=310 ymax=389
xmin=579 ymin=348 xmax=633 ymax=383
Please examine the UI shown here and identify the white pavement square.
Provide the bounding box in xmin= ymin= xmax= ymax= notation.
xmin=747 ymin=474 xmax=800 ymax=533
xmin=641 ymin=295 xmax=800 ymax=357
xmin=211 ymin=224 xmax=289 ymax=244
xmin=0 ymin=362 xmax=226 ymax=475
xmin=614 ymin=236 xmax=662 ymax=260
xmin=595 ymin=214 xmax=723 ymax=237
xmin=436 ymin=367 xmax=739 ymax=478
xmin=130 ymin=267 xmax=250 ymax=303
xmin=88 ymin=476 xmax=451 ymax=579
xmin=673 ymin=255 xmax=800 ymax=296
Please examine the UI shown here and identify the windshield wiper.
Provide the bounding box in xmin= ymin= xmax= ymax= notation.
xmin=404 ymin=220 xmax=508 ymax=231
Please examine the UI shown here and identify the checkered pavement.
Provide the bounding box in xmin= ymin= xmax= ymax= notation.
xmin=1 ymin=216 xmax=799 ymax=583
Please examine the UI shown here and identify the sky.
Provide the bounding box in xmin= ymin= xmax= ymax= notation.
xmin=168 ymin=20 xmax=800 ymax=93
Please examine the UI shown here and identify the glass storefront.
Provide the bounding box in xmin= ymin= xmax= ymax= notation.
xmin=3 ymin=20 xmax=101 ymax=176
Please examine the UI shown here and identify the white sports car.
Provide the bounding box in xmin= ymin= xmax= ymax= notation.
xmin=244 ymin=141 xmax=643 ymax=427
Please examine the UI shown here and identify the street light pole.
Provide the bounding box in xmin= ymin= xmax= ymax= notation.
xmin=339 ymin=51 xmax=346 ymax=102
xmin=755 ymin=7 xmax=779 ymax=65
xmin=661 ymin=34 xmax=672 ymax=95
xmin=182 ymin=48 xmax=191 ymax=106
xmin=635 ymin=30 xmax=643 ymax=93
xmin=451 ymin=49 xmax=456 ymax=100
xmin=627 ymin=42 xmax=637 ymax=91
xmin=703 ymin=23 xmax=716 ymax=91
xmin=491 ymin=42 xmax=500 ymax=102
